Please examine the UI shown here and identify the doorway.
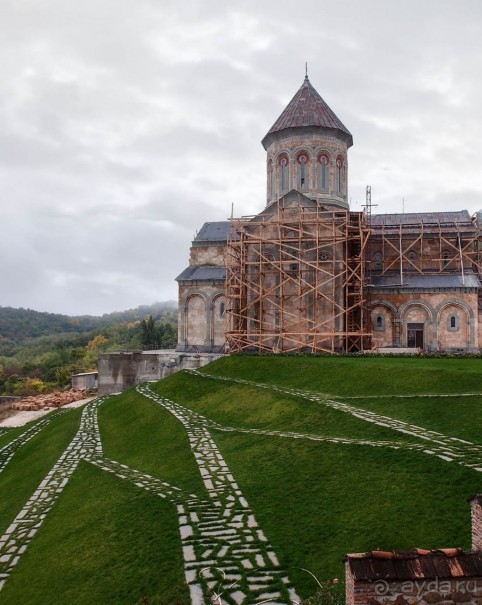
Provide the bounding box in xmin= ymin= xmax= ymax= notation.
xmin=407 ymin=323 xmax=424 ymax=348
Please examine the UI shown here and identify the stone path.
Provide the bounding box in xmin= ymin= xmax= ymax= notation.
xmin=0 ymin=411 xmax=66 ymax=474
xmin=0 ymin=401 xmax=101 ymax=591
xmin=2 ymin=372 xmax=478 ymax=602
xmin=137 ymin=384 xmax=299 ymax=605
xmin=188 ymin=370 xmax=482 ymax=472
xmin=0 ymin=392 xmax=299 ymax=605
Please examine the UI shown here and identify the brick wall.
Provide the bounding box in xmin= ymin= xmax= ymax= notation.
xmin=470 ymin=496 xmax=482 ymax=551
xmin=347 ymin=575 xmax=482 ymax=605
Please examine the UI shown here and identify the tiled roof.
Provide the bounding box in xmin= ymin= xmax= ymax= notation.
xmin=194 ymin=222 xmax=231 ymax=243
xmin=370 ymin=274 xmax=480 ymax=289
xmin=346 ymin=549 xmax=482 ymax=581
xmin=176 ymin=266 xmax=226 ymax=283
xmin=262 ymin=77 xmax=353 ymax=148
xmin=370 ymin=211 xmax=472 ymax=227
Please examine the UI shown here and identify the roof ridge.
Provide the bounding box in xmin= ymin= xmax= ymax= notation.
xmin=262 ymin=78 xmax=352 ymax=147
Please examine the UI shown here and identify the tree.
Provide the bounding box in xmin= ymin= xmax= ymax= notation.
xmin=141 ymin=316 xmax=157 ymax=349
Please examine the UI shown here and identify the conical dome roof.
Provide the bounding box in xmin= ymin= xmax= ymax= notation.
xmin=262 ymin=76 xmax=353 ymax=149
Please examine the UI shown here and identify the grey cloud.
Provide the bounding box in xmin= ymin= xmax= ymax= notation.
xmin=2 ymin=0 xmax=482 ymax=314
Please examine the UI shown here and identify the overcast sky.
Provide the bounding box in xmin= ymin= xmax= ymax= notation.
xmin=2 ymin=0 xmax=482 ymax=316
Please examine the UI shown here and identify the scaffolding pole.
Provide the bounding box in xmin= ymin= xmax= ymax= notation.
xmin=225 ymin=203 xmax=371 ymax=354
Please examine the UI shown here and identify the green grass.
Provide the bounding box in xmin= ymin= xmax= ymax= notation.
xmin=0 ymin=409 xmax=82 ymax=535
xmin=346 ymin=395 xmax=482 ymax=444
xmin=0 ymin=420 xmax=42 ymax=449
xmin=198 ymin=355 xmax=482 ymax=396
xmin=210 ymin=429 xmax=481 ymax=598
xmin=0 ymin=461 xmax=189 ymax=605
xmin=98 ymin=390 xmax=207 ymax=496
xmin=1 ymin=357 xmax=481 ymax=603
xmin=152 ymin=371 xmax=423 ymax=445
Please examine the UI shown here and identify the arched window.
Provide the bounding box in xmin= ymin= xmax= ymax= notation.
xmin=447 ymin=313 xmax=459 ymax=331
xmin=220 ymin=302 xmax=225 ymax=318
xmin=336 ymin=156 xmax=344 ymax=193
xmin=373 ymin=251 xmax=382 ymax=271
xmin=279 ymin=156 xmax=288 ymax=193
xmin=267 ymin=159 xmax=273 ymax=197
xmin=318 ymin=153 xmax=329 ymax=189
xmin=373 ymin=313 xmax=385 ymax=331
xmin=297 ymin=153 xmax=309 ymax=189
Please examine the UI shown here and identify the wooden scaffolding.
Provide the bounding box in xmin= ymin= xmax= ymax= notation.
xmin=366 ymin=214 xmax=482 ymax=283
xmin=225 ymin=202 xmax=371 ymax=353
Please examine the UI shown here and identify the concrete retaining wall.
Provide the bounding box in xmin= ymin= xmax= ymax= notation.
xmin=98 ymin=350 xmax=224 ymax=395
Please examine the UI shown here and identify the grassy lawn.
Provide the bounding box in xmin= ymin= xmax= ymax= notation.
xmin=346 ymin=395 xmax=482 ymax=444
xmin=0 ymin=408 xmax=82 ymax=536
xmin=210 ymin=429 xmax=481 ymax=599
xmin=0 ymin=426 xmax=21 ymax=449
xmin=152 ymin=372 xmax=423 ymax=445
xmin=0 ymin=461 xmax=189 ymax=605
xmin=0 ymin=415 xmax=56 ymax=449
xmin=197 ymin=355 xmax=482 ymax=396
xmin=98 ymin=390 xmax=207 ymax=496
xmin=1 ymin=357 xmax=481 ymax=603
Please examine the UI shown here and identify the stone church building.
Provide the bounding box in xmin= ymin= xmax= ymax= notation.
xmin=176 ymin=76 xmax=482 ymax=354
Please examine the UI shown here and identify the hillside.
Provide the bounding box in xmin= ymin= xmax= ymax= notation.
xmin=0 ymin=356 xmax=480 ymax=604
xmin=0 ymin=302 xmax=177 ymax=344
xmin=0 ymin=302 xmax=177 ymax=396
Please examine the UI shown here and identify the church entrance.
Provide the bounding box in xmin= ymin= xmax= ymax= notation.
xmin=407 ymin=323 xmax=424 ymax=348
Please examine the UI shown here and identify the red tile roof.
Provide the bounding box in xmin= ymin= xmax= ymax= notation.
xmin=346 ymin=549 xmax=482 ymax=581
xmin=262 ymin=76 xmax=353 ymax=148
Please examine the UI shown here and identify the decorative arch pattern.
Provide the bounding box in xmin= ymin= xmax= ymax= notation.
xmin=369 ymin=301 xmax=397 ymax=348
xmin=317 ymin=151 xmax=330 ymax=190
xmin=295 ymin=150 xmax=310 ymax=190
xmin=335 ymin=155 xmax=345 ymax=194
xmin=435 ymin=299 xmax=475 ymax=350
xmin=278 ymin=153 xmax=289 ymax=193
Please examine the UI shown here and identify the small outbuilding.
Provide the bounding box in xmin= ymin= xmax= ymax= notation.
xmin=71 ymin=371 xmax=98 ymax=391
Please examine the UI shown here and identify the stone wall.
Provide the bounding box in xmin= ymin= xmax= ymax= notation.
xmin=471 ymin=495 xmax=482 ymax=551
xmin=346 ymin=569 xmax=482 ymax=605
xmin=177 ymin=284 xmax=226 ymax=352
xmin=367 ymin=235 xmax=475 ymax=275
xmin=98 ymin=351 xmax=224 ymax=395
xmin=368 ymin=292 xmax=479 ymax=352
xmin=190 ymin=243 xmax=226 ymax=266
xmin=265 ymin=131 xmax=349 ymax=208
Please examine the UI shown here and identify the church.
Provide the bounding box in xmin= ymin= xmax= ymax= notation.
xmin=176 ymin=76 xmax=482 ymax=354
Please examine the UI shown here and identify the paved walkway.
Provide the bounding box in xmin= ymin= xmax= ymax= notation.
xmin=1 ymin=374 xmax=479 ymax=602
xmin=0 ymin=392 xmax=299 ymax=605
xmin=137 ymin=384 xmax=298 ymax=605
xmin=189 ymin=370 xmax=482 ymax=472
xmin=0 ymin=411 xmax=66 ymax=474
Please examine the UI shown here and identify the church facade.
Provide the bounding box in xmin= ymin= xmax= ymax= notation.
xmin=176 ymin=77 xmax=482 ymax=354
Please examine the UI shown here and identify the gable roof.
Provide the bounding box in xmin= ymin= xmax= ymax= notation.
xmin=370 ymin=210 xmax=472 ymax=227
xmin=346 ymin=549 xmax=482 ymax=582
xmin=262 ymin=76 xmax=353 ymax=149
xmin=176 ymin=265 xmax=226 ymax=283
xmin=254 ymin=190 xmax=319 ymax=221
xmin=193 ymin=222 xmax=231 ymax=243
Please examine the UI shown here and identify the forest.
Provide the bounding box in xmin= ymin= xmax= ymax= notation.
xmin=0 ymin=302 xmax=177 ymax=396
